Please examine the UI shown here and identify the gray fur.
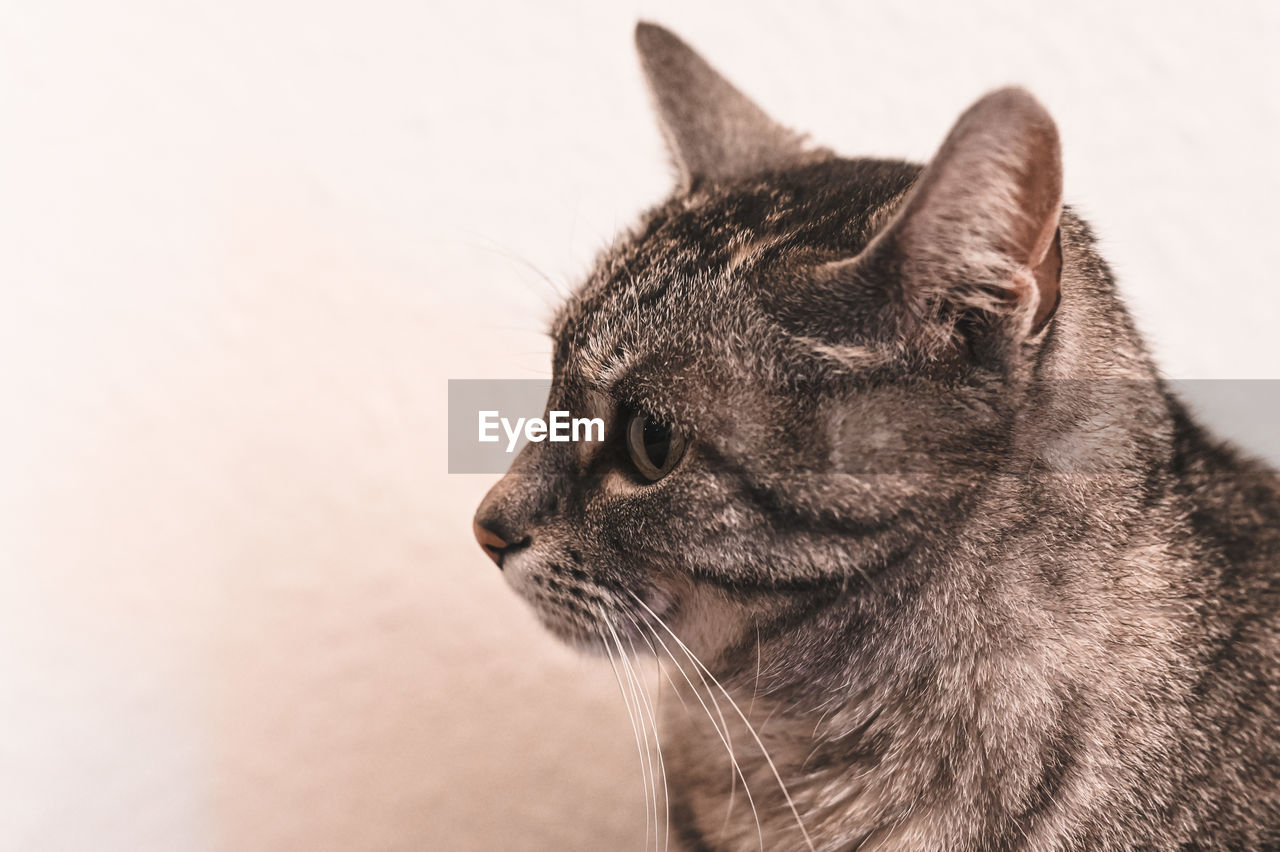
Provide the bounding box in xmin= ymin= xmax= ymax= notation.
xmin=475 ymin=22 xmax=1280 ymax=850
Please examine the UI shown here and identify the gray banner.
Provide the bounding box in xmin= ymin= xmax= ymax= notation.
xmin=447 ymin=379 xmax=1280 ymax=474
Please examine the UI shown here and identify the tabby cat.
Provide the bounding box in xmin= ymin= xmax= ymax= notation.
xmin=473 ymin=22 xmax=1280 ymax=850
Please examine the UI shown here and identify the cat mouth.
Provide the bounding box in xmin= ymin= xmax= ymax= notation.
xmin=499 ymin=543 xmax=682 ymax=652
xmin=521 ymin=578 xmax=679 ymax=657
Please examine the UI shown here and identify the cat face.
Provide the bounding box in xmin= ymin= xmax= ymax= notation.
xmin=474 ymin=23 xmax=1064 ymax=663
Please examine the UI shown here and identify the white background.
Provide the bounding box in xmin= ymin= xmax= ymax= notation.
xmin=2 ymin=1 xmax=1277 ymax=849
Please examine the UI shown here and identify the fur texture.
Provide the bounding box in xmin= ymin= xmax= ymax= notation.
xmin=474 ymin=22 xmax=1280 ymax=850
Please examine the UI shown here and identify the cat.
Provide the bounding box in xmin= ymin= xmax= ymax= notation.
xmin=473 ymin=21 xmax=1280 ymax=850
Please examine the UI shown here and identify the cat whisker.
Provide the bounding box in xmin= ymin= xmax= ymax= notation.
xmin=629 ymin=592 xmax=817 ymax=852
xmin=442 ymin=230 xmax=571 ymax=301
xmin=617 ymin=608 xmax=690 ymax=715
xmin=619 ymin=629 xmax=659 ymax=852
xmin=733 ymin=622 xmax=765 ymax=836
xmin=620 ymin=600 xmax=764 ymax=852
xmin=639 ymin=623 xmax=754 ymax=852
xmin=617 ymin=609 xmax=714 ymax=852
xmin=626 ymin=619 xmax=756 ymax=852
xmin=604 ymin=615 xmax=661 ymax=852
xmin=597 ymin=620 xmax=653 ymax=850
xmin=748 ymin=622 xmax=763 ymax=718
xmin=615 ymin=610 xmax=682 ymax=852
xmin=620 ymin=627 xmax=672 ymax=852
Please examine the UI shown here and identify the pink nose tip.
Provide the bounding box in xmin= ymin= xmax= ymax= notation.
xmin=473 ymin=520 xmax=509 ymax=565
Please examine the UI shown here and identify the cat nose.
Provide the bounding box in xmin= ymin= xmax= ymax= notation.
xmin=472 ymin=518 xmax=529 ymax=569
xmin=474 ymin=454 xmax=546 ymax=568
xmin=473 ymin=520 xmax=508 ymax=564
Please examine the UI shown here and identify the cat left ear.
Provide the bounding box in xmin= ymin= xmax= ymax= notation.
xmin=826 ymin=87 xmax=1063 ymax=344
xmin=635 ymin=22 xmax=812 ymax=188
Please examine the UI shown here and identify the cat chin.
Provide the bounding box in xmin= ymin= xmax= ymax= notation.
xmin=531 ymin=606 xmax=652 ymax=658
xmin=536 ymin=615 xmax=610 ymax=654
xmin=521 ymin=583 xmax=680 ymax=658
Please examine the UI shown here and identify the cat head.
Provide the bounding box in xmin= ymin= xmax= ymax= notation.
xmin=474 ymin=22 xmax=1065 ymax=664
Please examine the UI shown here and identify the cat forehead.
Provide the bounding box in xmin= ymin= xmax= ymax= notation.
xmin=550 ymin=158 xmax=921 ymax=377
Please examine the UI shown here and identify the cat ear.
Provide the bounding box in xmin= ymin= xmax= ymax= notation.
xmin=825 ymin=87 xmax=1063 ymax=344
xmin=635 ymin=22 xmax=811 ymax=187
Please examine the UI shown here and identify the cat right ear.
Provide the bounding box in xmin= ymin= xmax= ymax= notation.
xmin=634 ymin=22 xmax=812 ymax=188
xmin=822 ymin=87 xmax=1064 ymax=348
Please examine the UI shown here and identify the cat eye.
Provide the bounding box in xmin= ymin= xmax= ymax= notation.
xmin=625 ymin=411 xmax=686 ymax=481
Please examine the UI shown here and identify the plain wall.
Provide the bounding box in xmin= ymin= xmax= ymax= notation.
xmin=2 ymin=1 xmax=1277 ymax=849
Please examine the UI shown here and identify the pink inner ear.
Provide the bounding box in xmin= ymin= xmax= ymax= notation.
xmin=1031 ymin=227 xmax=1063 ymax=333
xmin=1014 ymin=116 xmax=1064 ymax=332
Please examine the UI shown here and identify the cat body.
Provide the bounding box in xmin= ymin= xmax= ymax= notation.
xmin=475 ymin=23 xmax=1280 ymax=850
